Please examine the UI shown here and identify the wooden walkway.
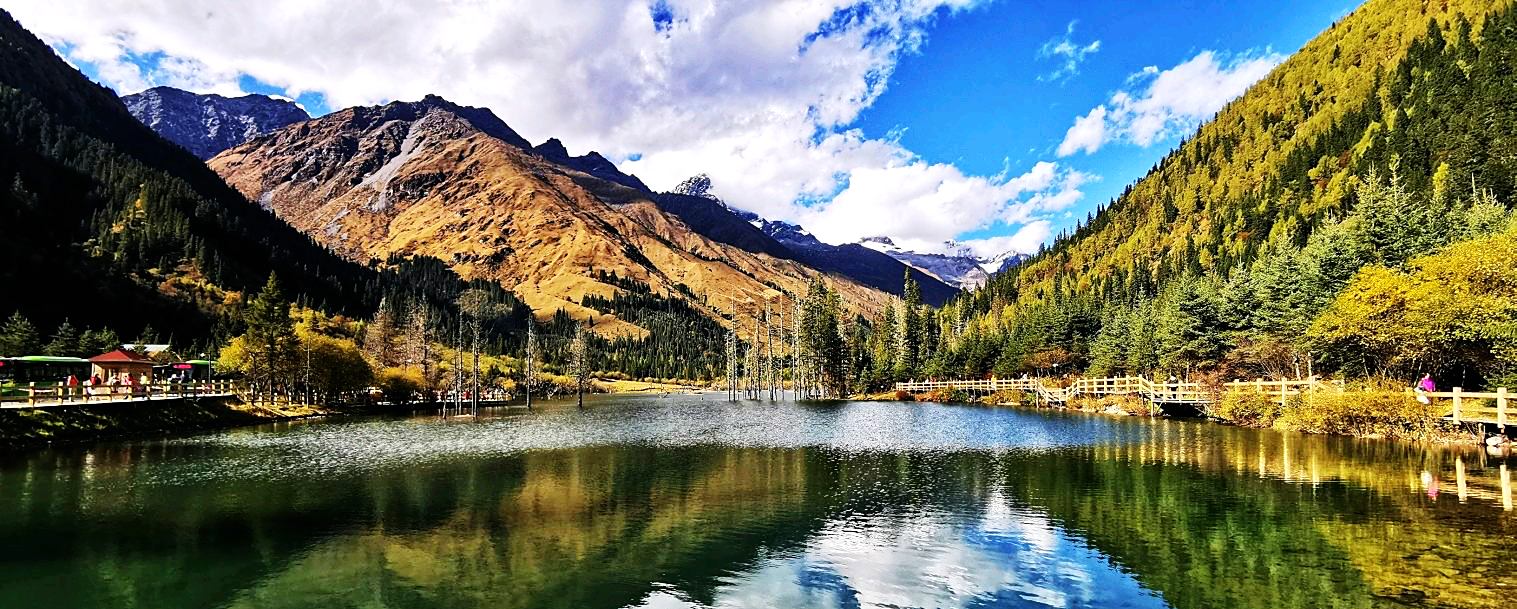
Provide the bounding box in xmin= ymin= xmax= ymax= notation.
xmin=895 ymin=376 xmax=1512 ymax=425
xmin=0 ymin=380 xmax=244 ymax=409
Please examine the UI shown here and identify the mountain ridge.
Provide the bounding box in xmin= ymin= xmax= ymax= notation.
xmin=123 ymin=86 xmax=309 ymax=159
xmin=208 ymin=96 xmax=895 ymax=338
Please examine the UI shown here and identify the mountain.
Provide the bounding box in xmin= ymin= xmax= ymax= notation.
xmin=207 ymin=96 xmax=893 ymax=338
xmin=532 ymin=138 xmax=651 ymax=193
xmin=0 ymin=9 xmax=385 ymax=339
xmin=123 ymin=86 xmax=310 ymax=159
xmin=729 ymin=212 xmax=960 ymax=306
xmin=648 ymin=192 xmax=795 ymax=259
xmin=857 ymin=237 xmax=1030 ymax=289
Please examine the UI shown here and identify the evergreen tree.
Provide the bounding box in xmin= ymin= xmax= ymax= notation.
xmin=244 ymin=273 xmax=299 ymax=403
xmin=44 ymin=319 xmax=82 ymax=357
xmin=0 ymin=311 xmax=40 ymax=356
xmin=79 ymin=327 xmax=121 ymax=357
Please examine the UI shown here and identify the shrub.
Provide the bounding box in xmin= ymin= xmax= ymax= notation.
xmin=1215 ymin=390 xmax=1283 ymax=428
xmin=921 ymin=388 xmax=971 ymax=403
xmin=1274 ymin=388 xmax=1444 ymax=440
xmin=1068 ymin=394 xmax=1151 ymax=416
xmin=376 ymin=368 xmax=424 ymax=405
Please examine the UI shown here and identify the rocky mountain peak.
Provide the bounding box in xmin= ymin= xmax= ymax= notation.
xmin=123 ymin=86 xmax=309 ymax=159
xmin=534 ymin=137 xmax=570 ymax=159
xmin=371 ymin=95 xmax=532 ymax=150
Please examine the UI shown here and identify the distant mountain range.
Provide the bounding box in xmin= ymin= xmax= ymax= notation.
xmin=113 ymin=84 xmax=968 ymax=326
xmin=857 ymin=237 xmax=1028 ymax=290
xmin=123 ymin=86 xmax=309 ymax=159
xmin=203 ymin=94 xmax=904 ymax=336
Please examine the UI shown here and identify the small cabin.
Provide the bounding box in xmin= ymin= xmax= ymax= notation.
xmin=89 ymin=349 xmax=156 ymax=383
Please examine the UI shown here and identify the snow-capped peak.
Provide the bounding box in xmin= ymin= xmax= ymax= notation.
xmin=850 ymin=238 xmax=1031 ymax=290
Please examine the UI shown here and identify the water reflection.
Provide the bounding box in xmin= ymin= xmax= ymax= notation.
xmin=0 ymin=396 xmax=1513 ymax=608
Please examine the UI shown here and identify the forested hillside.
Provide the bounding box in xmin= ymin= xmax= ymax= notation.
xmin=0 ymin=9 xmax=385 ymax=345
xmin=910 ymin=0 xmax=1517 ymax=389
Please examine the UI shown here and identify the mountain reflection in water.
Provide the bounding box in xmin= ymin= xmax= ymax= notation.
xmin=0 ymin=394 xmax=1512 ymax=609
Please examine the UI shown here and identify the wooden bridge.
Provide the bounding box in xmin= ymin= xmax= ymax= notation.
xmin=895 ymin=376 xmax=1512 ymax=426
xmin=0 ymin=380 xmax=244 ymax=409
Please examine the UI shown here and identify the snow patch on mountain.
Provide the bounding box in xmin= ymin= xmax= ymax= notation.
xmin=857 ymin=237 xmax=1026 ymax=289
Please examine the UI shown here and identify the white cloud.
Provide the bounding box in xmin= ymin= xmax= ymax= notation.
xmin=958 ymin=221 xmax=1052 ymax=258
xmin=6 ymin=0 xmax=1077 ymax=251
xmin=1056 ymin=105 xmax=1106 ymax=157
xmin=789 ymin=158 xmax=1090 ymax=250
xmin=1036 ymin=20 xmax=1100 ymax=83
xmin=1057 ymin=49 xmax=1283 ymax=156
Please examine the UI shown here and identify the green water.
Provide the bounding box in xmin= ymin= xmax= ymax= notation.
xmin=1 ymin=394 xmax=1513 ymax=608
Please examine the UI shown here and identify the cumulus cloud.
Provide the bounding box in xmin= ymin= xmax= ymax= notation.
xmin=1056 ymin=105 xmax=1107 ymax=157
xmin=957 ymin=221 xmax=1053 ymax=258
xmin=1057 ymin=49 xmax=1283 ymax=156
xmin=7 ymin=0 xmax=1079 ymax=251
xmin=791 ymin=159 xmax=1091 ymax=251
xmin=1036 ymin=20 xmax=1100 ymax=83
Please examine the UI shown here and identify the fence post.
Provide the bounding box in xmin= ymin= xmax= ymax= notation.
xmin=1280 ymin=378 xmax=1288 ymax=410
xmin=27 ymin=382 xmax=36 ymax=407
xmin=1255 ymin=378 xmax=1264 ymax=394
xmin=1498 ymin=387 xmax=1508 ymax=428
xmin=1452 ymin=387 xmax=1463 ymax=424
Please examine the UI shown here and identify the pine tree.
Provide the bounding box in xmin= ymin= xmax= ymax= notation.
xmin=0 ymin=312 xmax=41 ymax=356
xmin=44 ymin=319 xmax=82 ymax=357
xmin=245 ymin=273 xmax=298 ymax=404
xmin=80 ymin=328 xmax=121 ymax=357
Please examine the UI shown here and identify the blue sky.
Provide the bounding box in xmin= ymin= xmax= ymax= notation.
xmin=852 ymin=0 xmax=1357 ymax=243
xmin=11 ymin=0 xmax=1359 ymax=257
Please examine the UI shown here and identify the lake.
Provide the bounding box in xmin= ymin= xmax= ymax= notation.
xmin=1 ymin=393 xmax=1513 ymax=608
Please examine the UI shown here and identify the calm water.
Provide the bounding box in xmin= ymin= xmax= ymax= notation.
xmin=2 ymin=394 xmax=1515 ymax=609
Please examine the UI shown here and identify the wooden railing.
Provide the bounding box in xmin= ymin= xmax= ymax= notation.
xmin=0 ymin=380 xmax=243 ymax=408
xmin=895 ymin=376 xmax=1511 ymax=424
xmin=1413 ymin=387 xmax=1511 ymax=426
xmin=895 ymin=376 xmax=1223 ymax=405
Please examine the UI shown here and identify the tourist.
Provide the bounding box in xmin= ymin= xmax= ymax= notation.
xmin=1416 ymin=373 xmax=1436 ymax=404
xmin=1167 ymin=374 xmax=1179 ymax=399
xmin=66 ymin=374 xmax=79 ymax=401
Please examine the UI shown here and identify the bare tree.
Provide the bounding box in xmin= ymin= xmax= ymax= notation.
xmin=725 ymin=300 xmax=739 ymax=401
xmin=402 ymin=300 xmax=437 ymax=401
xmin=570 ymin=321 xmax=591 ymax=408
xmin=523 ymin=316 xmax=539 ymax=410
xmin=455 ymin=289 xmax=501 ymax=416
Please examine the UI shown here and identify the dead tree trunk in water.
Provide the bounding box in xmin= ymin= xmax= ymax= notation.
xmin=524 ymin=317 xmax=537 ymax=410
xmin=570 ymin=322 xmax=590 ymax=409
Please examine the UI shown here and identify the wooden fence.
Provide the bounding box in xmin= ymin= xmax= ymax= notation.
xmin=895 ymin=376 xmax=1510 ymax=425
xmin=0 ymin=380 xmax=243 ymax=408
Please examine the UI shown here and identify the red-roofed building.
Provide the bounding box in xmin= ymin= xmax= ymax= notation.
xmin=89 ymin=349 xmax=156 ymax=383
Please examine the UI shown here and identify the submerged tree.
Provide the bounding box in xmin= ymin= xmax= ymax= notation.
xmin=570 ymin=321 xmax=591 ymax=408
